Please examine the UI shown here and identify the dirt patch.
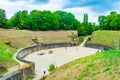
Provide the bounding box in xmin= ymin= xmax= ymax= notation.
xmin=0 ymin=66 xmax=6 ymax=72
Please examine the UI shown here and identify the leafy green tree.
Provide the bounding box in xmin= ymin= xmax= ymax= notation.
xmin=98 ymin=15 xmax=106 ymax=29
xmin=19 ymin=10 xmax=28 ymax=29
xmin=7 ymin=11 xmax=20 ymax=27
xmin=40 ymin=11 xmax=60 ymax=30
xmin=54 ymin=11 xmax=79 ymax=30
xmin=81 ymin=14 xmax=98 ymax=35
xmin=83 ymin=13 xmax=88 ymax=25
xmin=87 ymin=23 xmax=94 ymax=35
xmin=99 ymin=11 xmax=120 ymax=30
xmin=8 ymin=10 xmax=28 ymax=29
xmin=77 ymin=26 xmax=86 ymax=36
xmin=27 ymin=10 xmax=41 ymax=30
xmin=83 ymin=13 xmax=89 ymax=35
xmin=0 ymin=9 xmax=7 ymax=28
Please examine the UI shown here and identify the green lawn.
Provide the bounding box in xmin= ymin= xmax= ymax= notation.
xmin=88 ymin=30 xmax=120 ymax=49
xmin=0 ymin=41 xmax=18 ymax=68
xmin=45 ymin=50 xmax=120 ymax=80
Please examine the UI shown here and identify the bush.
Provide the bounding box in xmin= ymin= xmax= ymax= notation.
xmin=48 ymin=64 xmax=56 ymax=73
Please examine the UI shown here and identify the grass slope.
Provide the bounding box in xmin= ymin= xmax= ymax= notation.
xmin=0 ymin=28 xmax=77 ymax=48
xmin=0 ymin=41 xmax=18 ymax=68
xmin=45 ymin=50 xmax=120 ymax=80
xmin=89 ymin=30 xmax=120 ymax=49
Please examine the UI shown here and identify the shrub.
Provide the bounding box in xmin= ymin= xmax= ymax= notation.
xmin=48 ymin=64 xmax=56 ymax=73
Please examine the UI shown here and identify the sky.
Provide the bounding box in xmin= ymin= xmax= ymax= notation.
xmin=0 ymin=0 xmax=120 ymax=23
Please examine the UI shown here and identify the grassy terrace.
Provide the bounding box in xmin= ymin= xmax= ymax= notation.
xmin=45 ymin=50 xmax=120 ymax=80
xmin=0 ymin=41 xmax=18 ymax=68
xmin=0 ymin=28 xmax=77 ymax=48
xmin=88 ymin=30 xmax=120 ymax=49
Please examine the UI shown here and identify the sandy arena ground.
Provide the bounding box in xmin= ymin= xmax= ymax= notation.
xmin=24 ymin=46 xmax=99 ymax=80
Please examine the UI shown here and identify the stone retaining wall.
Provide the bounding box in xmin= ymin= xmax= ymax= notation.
xmin=84 ymin=36 xmax=115 ymax=50
xmin=0 ymin=42 xmax=74 ymax=80
xmin=85 ymin=43 xmax=115 ymax=50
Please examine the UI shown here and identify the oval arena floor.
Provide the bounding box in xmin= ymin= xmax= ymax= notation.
xmin=24 ymin=46 xmax=98 ymax=80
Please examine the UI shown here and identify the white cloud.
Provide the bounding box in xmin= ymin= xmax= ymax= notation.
xmin=112 ymin=2 xmax=120 ymax=13
xmin=0 ymin=0 xmax=116 ymax=23
xmin=64 ymin=7 xmax=99 ymax=23
xmin=0 ymin=0 xmax=67 ymax=18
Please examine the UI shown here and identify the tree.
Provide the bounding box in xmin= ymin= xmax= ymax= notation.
xmin=8 ymin=11 xmax=20 ymax=27
xmin=0 ymin=9 xmax=7 ymax=28
xmin=104 ymin=12 xmax=117 ymax=30
xmin=6 ymin=10 xmax=82 ymax=31
xmin=54 ymin=11 xmax=80 ymax=30
xmin=98 ymin=15 xmax=106 ymax=29
xmin=8 ymin=10 xmax=28 ymax=29
xmin=83 ymin=13 xmax=88 ymax=25
xmin=100 ymin=11 xmax=120 ymax=30
xmin=87 ymin=23 xmax=94 ymax=35
xmin=19 ymin=10 xmax=28 ymax=29
xmin=83 ymin=13 xmax=88 ymax=29
xmin=83 ymin=13 xmax=90 ymax=35
xmin=77 ymin=26 xmax=86 ymax=36
xmin=27 ymin=10 xmax=42 ymax=30
xmin=40 ymin=10 xmax=60 ymax=30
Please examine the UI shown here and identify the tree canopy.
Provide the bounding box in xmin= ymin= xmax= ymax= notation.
xmin=2 ymin=8 xmax=115 ymax=36
xmin=98 ymin=11 xmax=120 ymax=30
xmin=7 ymin=10 xmax=80 ymax=31
xmin=54 ymin=11 xmax=80 ymax=30
xmin=0 ymin=9 xmax=7 ymax=28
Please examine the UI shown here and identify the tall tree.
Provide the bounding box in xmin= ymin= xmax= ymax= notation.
xmin=83 ymin=14 xmax=88 ymax=27
xmin=83 ymin=13 xmax=89 ymax=34
xmin=0 ymin=9 xmax=7 ymax=28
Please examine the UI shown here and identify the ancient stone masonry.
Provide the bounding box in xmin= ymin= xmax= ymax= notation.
xmin=84 ymin=36 xmax=115 ymax=51
xmin=85 ymin=43 xmax=115 ymax=50
xmin=0 ymin=42 xmax=74 ymax=80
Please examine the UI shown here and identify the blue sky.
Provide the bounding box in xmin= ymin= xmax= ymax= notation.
xmin=0 ymin=0 xmax=120 ymax=23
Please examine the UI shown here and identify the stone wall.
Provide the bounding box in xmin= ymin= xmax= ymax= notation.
xmin=85 ymin=43 xmax=115 ymax=50
xmin=84 ymin=36 xmax=115 ymax=51
xmin=0 ymin=42 xmax=74 ymax=80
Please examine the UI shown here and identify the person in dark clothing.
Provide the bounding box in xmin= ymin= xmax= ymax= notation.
xmin=43 ymin=70 xmax=46 ymax=74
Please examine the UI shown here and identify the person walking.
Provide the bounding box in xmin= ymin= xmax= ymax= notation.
xmin=43 ymin=70 xmax=46 ymax=74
